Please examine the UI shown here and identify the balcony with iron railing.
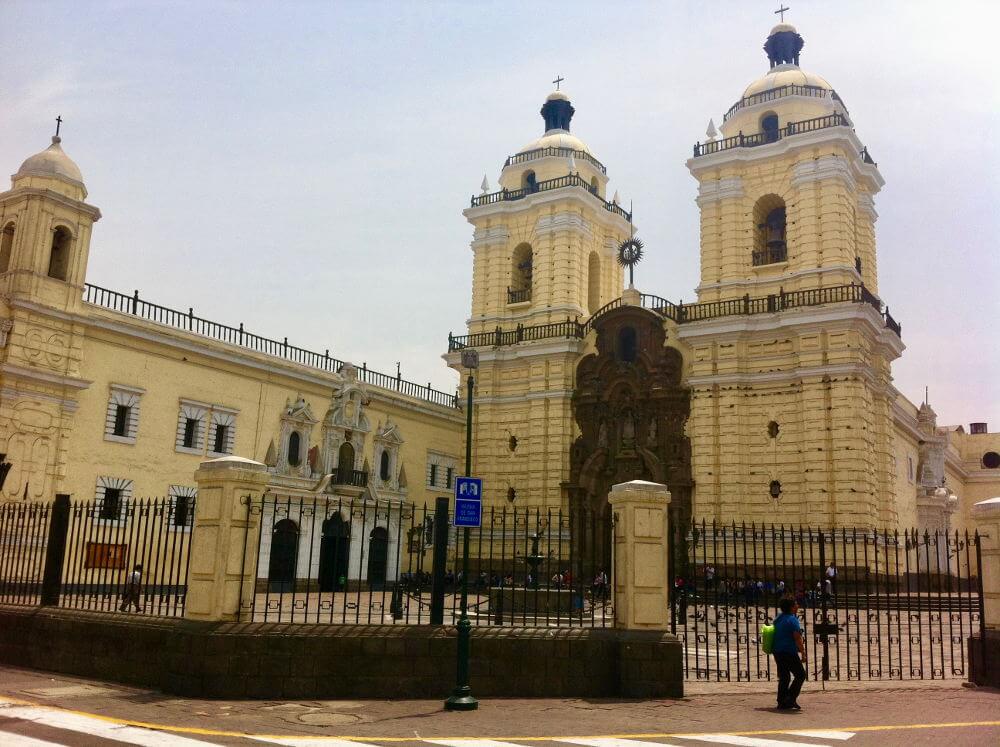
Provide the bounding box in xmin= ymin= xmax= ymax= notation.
xmin=752 ymin=243 xmax=788 ymax=266
xmin=470 ymin=173 xmax=632 ymax=222
xmin=507 ymin=286 xmax=531 ymax=304
xmin=448 ymin=283 xmax=901 ymax=351
xmin=723 ymin=84 xmax=848 ymax=123
xmin=693 ymin=113 xmax=873 ymax=161
xmin=331 ymin=467 xmax=368 ymax=488
xmin=503 ymin=146 xmax=607 ymax=175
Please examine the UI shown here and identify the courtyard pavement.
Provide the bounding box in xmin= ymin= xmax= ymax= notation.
xmin=0 ymin=665 xmax=997 ymax=746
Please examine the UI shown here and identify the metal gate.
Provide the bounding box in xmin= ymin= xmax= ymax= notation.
xmin=669 ymin=522 xmax=984 ymax=682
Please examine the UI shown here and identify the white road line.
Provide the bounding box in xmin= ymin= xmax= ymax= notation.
xmin=0 ymin=704 xmax=221 ymax=746
xmin=426 ymin=741 xmax=532 ymax=747
xmin=679 ymin=735 xmax=823 ymax=747
xmin=0 ymin=731 xmax=62 ymax=747
xmin=562 ymin=738 xmax=686 ymax=747
xmin=782 ymin=731 xmax=854 ymax=741
xmin=251 ymin=739 xmax=385 ymax=747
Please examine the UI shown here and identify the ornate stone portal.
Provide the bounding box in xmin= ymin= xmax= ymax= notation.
xmin=568 ymin=306 xmax=692 ymax=526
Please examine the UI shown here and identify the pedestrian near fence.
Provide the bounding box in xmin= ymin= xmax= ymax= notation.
xmin=772 ymin=597 xmax=806 ymax=710
xmin=119 ymin=563 xmax=143 ymax=613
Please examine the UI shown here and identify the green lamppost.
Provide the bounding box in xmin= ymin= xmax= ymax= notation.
xmin=445 ymin=348 xmax=479 ymax=711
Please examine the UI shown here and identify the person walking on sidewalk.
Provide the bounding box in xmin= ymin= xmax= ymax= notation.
xmin=772 ymin=597 xmax=806 ymax=710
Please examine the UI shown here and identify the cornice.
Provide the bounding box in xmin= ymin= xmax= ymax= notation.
xmin=0 ymin=384 xmax=81 ymax=412
xmin=463 ymin=187 xmax=632 ymax=234
xmin=0 ymin=186 xmax=102 ymax=221
xmin=695 ymin=265 xmax=861 ymax=295
xmin=686 ymin=128 xmax=884 ymax=194
xmin=696 ymin=176 xmax=745 ymax=206
xmin=685 ymin=361 xmax=883 ymax=390
xmin=0 ymin=362 xmax=91 ymax=391
xmin=443 ymin=337 xmax=586 ymax=368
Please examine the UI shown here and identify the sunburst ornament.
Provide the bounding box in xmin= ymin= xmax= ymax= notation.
xmin=617 ymin=237 xmax=644 ymax=286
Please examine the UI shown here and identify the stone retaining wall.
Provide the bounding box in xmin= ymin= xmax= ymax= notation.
xmin=0 ymin=606 xmax=683 ymax=699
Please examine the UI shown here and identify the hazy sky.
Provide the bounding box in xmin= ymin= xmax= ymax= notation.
xmin=2 ymin=1 xmax=998 ymax=428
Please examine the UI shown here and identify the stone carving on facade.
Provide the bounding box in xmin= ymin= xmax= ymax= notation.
xmin=372 ymin=419 xmax=405 ymax=494
xmin=568 ymin=306 xmax=692 ymax=525
xmin=915 ymin=402 xmax=958 ymax=532
xmin=0 ymin=318 xmax=12 ymax=348
xmin=276 ymin=395 xmax=318 ymax=478
xmin=321 ymin=363 xmax=371 ymax=475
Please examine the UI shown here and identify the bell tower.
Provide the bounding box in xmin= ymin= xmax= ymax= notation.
xmin=680 ymin=23 xmax=904 ymax=529
xmin=0 ymin=129 xmax=100 ymax=501
xmin=449 ymin=89 xmax=633 ymax=509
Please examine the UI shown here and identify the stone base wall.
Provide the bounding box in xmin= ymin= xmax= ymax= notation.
xmin=0 ymin=606 xmax=682 ymax=699
xmin=968 ymin=631 xmax=1000 ymax=689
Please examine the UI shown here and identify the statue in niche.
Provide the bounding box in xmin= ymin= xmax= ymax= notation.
xmin=597 ymin=421 xmax=608 ymax=448
xmin=621 ymin=408 xmax=636 ymax=449
xmin=647 ymin=417 xmax=657 ymax=447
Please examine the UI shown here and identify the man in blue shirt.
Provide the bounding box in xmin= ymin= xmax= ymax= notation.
xmin=772 ymin=597 xmax=807 ymax=710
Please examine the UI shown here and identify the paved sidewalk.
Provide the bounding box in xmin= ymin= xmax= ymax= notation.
xmin=0 ymin=665 xmax=997 ymax=746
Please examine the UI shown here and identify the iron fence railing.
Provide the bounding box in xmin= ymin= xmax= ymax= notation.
xmin=504 ymin=146 xmax=607 ymax=174
xmin=723 ymin=83 xmax=847 ymax=122
xmin=448 ymin=283 xmax=901 ymax=351
xmin=507 ymin=286 xmax=531 ymax=304
xmin=693 ymin=112 xmax=856 ymax=157
xmin=752 ymin=244 xmax=788 ymax=266
xmin=83 ymin=284 xmax=459 ymax=409
xmin=241 ymin=494 xmax=613 ymax=627
xmin=0 ymin=501 xmax=51 ymax=606
xmin=59 ymin=497 xmax=195 ymax=617
xmin=671 ymin=520 xmax=983 ymax=682
xmin=470 ymin=173 xmax=632 ymax=222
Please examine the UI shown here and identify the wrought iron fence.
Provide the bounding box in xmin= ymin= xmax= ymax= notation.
xmin=58 ymin=497 xmax=195 ymax=616
xmin=470 ymin=173 xmax=632 ymax=222
xmin=83 ymin=284 xmax=459 ymax=409
xmin=0 ymin=501 xmax=51 ymax=606
xmin=240 ymin=494 xmax=613 ymax=628
xmin=504 ymin=145 xmax=607 ymax=174
xmin=723 ymin=83 xmax=841 ymax=122
xmin=670 ymin=521 xmax=984 ymax=682
xmin=693 ymin=113 xmax=855 ymax=157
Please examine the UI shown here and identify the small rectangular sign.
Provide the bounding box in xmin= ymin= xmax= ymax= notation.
xmin=454 ymin=476 xmax=483 ymax=528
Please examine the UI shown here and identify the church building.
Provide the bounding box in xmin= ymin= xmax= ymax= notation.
xmin=1 ymin=20 xmax=998 ymax=550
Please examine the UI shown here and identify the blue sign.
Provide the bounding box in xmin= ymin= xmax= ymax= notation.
xmin=454 ymin=476 xmax=483 ymax=528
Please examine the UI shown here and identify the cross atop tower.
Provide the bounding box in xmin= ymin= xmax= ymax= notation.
xmin=774 ymin=3 xmax=790 ymax=22
xmin=552 ymin=75 xmax=565 ymax=91
xmin=55 ymin=115 xmax=62 ymax=138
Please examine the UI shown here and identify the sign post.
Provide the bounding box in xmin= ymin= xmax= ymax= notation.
xmin=445 ymin=350 xmax=480 ymax=711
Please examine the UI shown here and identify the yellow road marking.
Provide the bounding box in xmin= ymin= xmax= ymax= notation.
xmin=1 ymin=694 xmax=999 ymax=741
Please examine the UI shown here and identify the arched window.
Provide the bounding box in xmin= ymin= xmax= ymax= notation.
xmin=589 ymin=176 xmax=599 ymax=195
xmin=0 ymin=222 xmax=14 ymax=274
xmin=268 ymin=519 xmax=299 ymax=593
xmin=367 ymin=527 xmax=389 ymax=588
xmin=379 ymin=450 xmax=391 ymax=481
xmin=587 ymin=251 xmax=601 ymax=314
xmin=761 ymin=113 xmax=779 ymax=143
xmin=47 ymin=226 xmax=72 ymax=280
xmin=287 ymin=431 xmax=301 ymax=467
xmin=617 ymin=326 xmax=637 ymax=363
xmin=510 ymin=243 xmax=533 ymax=302
xmin=752 ymin=195 xmax=787 ymax=266
xmin=521 ymin=170 xmax=537 ymax=192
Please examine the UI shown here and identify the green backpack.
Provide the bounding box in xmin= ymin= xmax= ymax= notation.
xmin=760 ymin=624 xmax=776 ymax=654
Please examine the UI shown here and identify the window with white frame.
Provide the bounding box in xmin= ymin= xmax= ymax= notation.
xmin=168 ymin=485 xmax=197 ymax=530
xmin=104 ymin=384 xmax=144 ymax=444
xmin=426 ymin=452 xmax=458 ymax=490
xmin=176 ymin=401 xmax=207 ymax=454
xmin=209 ymin=408 xmax=237 ymax=455
xmin=95 ymin=476 xmax=133 ymax=522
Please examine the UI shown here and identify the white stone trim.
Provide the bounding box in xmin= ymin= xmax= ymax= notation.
xmin=94 ymin=476 xmax=133 ymax=525
xmin=695 ymin=176 xmax=745 ymax=206
xmin=426 ymin=450 xmax=458 ymax=490
xmin=175 ymin=401 xmax=207 ymax=454
xmin=534 ymin=211 xmax=594 ymax=239
xmin=0 ymin=385 xmax=81 ymax=412
xmin=695 ymin=264 xmax=860 ymax=294
xmin=463 ymin=188 xmax=632 ymax=232
xmin=0 ymin=362 xmax=91 ymax=390
xmin=208 ymin=409 xmax=237 ymax=456
xmin=167 ymin=485 xmax=197 ymax=532
xmin=790 ymin=154 xmax=857 ymax=191
xmin=857 ymin=193 xmax=878 ymax=223
xmin=685 ymin=361 xmax=882 ymax=389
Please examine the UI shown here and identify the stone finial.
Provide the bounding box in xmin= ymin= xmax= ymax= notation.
xmin=612 ymin=190 xmax=620 ymax=205
xmin=706 ymin=118 xmax=718 ymax=141
xmin=480 ymin=174 xmax=490 ymax=194
xmin=568 ymin=153 xmax=577 ymax=174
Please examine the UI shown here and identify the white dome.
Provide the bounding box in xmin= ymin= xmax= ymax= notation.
xmin=545 ymin=90 xmax=570 ymax=102
xmin=16 ymin=137 xmax=84 ymax=186
xmin=518 ymin=129 xmax=592 ymax=155
xmin=742 ymin=64 xmax=833 ymax=98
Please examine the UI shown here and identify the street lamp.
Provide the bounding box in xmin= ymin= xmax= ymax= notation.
xmin=445 ymin=349 xmax=479 ymax=711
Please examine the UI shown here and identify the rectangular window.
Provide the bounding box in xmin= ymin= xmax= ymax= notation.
xmin=446 ymin=467 xmax=454 ymax=489
xmin=168 ymin=485 xmax=197 ymax=531
xmin=183 ymin=418 xmax=198 ymax=448
xmin=112 ymin=405 xmax=130 ymax=437
xmin=100 ymin=487 xmax=122 ymax=521
xmin=907 ymin=456 xmax=914 ymax=483
xmin=105 ymin=384 xmax=143 ymax=444
xmin=213 ymin=424 xmax=227 ymax=454
xmin=429 ymin=464 xmax=438 ymax=487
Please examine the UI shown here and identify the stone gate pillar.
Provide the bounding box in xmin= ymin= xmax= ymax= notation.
xmin=970 ymin=497 xmax=1000 ymax=686
xmin=609 ymin=479 xmax=672 ymax=630
xmin=186 ymin=456 xmax=269 ymax=622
